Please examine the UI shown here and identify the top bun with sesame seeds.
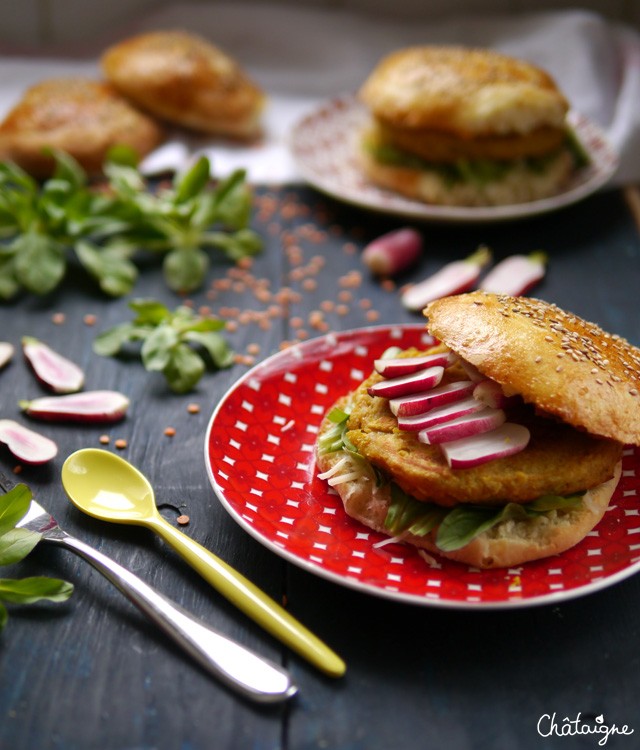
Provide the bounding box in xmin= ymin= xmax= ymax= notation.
xmin=424 ymin=292 xmax=640 ymax=446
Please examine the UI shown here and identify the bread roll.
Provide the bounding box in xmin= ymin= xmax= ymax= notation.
xmin=0 ymin=78 xmax=164 ymax=178
xmin=102 ymin=30 xmax=265 ymax=140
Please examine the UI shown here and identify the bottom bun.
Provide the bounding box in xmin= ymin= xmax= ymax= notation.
xmin=317 ymin=411 xmax=621 ymax=569
xmin=358 ymin=145 xmax=574 ymax=207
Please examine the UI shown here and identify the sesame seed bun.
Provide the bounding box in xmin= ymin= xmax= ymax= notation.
xmin=102 ymin=30 xmax=265 ymax=140
xmin=359 ymin=46 xmax=568 ymax=137
xmin=425 ymin=292 xmax=640 ymax=445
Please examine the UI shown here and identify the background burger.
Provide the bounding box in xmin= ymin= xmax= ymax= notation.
xmin=357 ymin=46 xmax=588 ymax=207
xmin=316 ymin=293 xmax=640 ymax=568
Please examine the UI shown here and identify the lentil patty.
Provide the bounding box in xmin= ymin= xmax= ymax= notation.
xmin=346 ymin=363 xmax=623 ymax=507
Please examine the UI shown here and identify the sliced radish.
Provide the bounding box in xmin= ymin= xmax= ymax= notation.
xmin=361 ymin=227 xmax=423 ymax=277
xmin=401 ymin=246 xmax=492 ymax=311
xmin=398 ymin=396 xmax=486 ymax=431
xmin=389 ymin=380 xmax=475 ymax=417
xmin=479 ymin=252 xmax=547 ymax=296
xmin=19 ymin=390 xmax=129 ymax=423
xmin=472 ymin=380 xmax=517 ymax=409
xmin=374 ymin=351 xmax=455 ymax=378
xmin=0 ymin=419 xmax=58 ymax=464
xmin=418 ymin=407 xmax=506 ymax=445
xmin=0 ymin=342 xmax=14 ymax=370
xmin=440 ymin=423 xmax=531 ymax=469
xmin=22 ymin=336 xmax=84 ymax=394
xmin=368 ymin=366 xmax=444 ymax=399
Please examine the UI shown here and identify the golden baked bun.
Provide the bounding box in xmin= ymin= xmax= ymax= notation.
xmin=357 ymin=46 xmax=576 ymax=206
xmin=425 ymin=292 xmax=640 ymax=445
xmin=0 ymin=78 xmax=164 ymax=178
xmin=359 ymin=46 xmax=569 ymax=137
xmin=102 ymin=30 xmax=265 ymax=139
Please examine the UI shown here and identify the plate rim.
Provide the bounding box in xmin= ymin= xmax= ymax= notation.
xmin=289 ymin=94 xmax=620 ymax=224
xmin=204 ymin=324 xmax=640 ymax=610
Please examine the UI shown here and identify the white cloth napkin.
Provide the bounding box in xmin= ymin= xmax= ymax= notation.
xmin=2 ymin=2 xmax=640 ymax=186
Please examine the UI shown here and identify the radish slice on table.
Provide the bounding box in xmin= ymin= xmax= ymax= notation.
xmin=398 ymin=396 xmax=487 ymax=431
xmin=0 ymin=419 xmax=58 ymax=464
xmin=19 ymin=390 xmax=129 ymax=423
xmin=22 ymin=336 xmax=85 ymax=393
xmin=401 ymin=246 xmax=492 ymax=311
xmin=440 ymin=423 xmax=531 ymax=469
xmin=368 ymin=366 xmax=444 ymax=399
xmin=0 ymin=342 xmax=14 ymax=370
xmin=374 ymin=351 xmax=455 ymax=378
xmin=389 ymin=380 xmax=475 ymax=417
xmin=479 ymin=252 xmax=547 ymax=296
xmin=418 ymin=407 xmax=506 ymax=445
xmin=361 ymin=227 xmax=423 ymax=276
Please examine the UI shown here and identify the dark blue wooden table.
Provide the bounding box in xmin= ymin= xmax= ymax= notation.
xmin=1 ymin=184 xmax=639 ymax=749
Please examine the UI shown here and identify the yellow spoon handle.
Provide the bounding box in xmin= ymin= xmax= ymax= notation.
xmin=149 ymin=515 xmax=345 ymax=678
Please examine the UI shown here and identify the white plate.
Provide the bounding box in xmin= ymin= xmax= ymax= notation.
xmin=289 ymin=95 xmax=619 ymax=223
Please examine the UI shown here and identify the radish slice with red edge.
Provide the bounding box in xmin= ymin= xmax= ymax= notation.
xmin=19 ymin=390 xmax=129 ymax=423
xmin=368 ymin=366 xmax=444 ymax=399
xmin=401 ymin=246 xmax=492 ymax=311
xmin=398 ymin=395 xmax=487 ymax=431
xmin=361 ymin=227 xmax=423 ymax=277
xmin=418 ymin=407 xmax=506 ymax=445
xmin=390 ymin=380 xmax=476 ymax=417
xmin=440 ymin=423 xmax=531 ymax=469
xmin=374 ymin=351 xmax=455 ymax=378
xmin=0 ymin=342 xmax=14 ymax=370
xmin=22 ymin=336 xmax=84 ymax=394
xmin=479 ymin=252 xmax=547 ymax=296
xmin=0 ymin=419 xmax=58 ymax=464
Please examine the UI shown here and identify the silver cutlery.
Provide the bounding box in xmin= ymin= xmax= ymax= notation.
xmin=6 ymin=479 xmax=297 ymax=703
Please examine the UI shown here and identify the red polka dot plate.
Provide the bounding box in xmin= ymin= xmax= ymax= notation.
xmin=204 ymin=325 xmax=640 ymax=609
xmin=289 ymin=95 xmax=619 ymax=223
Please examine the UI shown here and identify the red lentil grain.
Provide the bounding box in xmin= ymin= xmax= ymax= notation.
xmin=164 ymin=427 xmax=176 ymax=437
xmin=114 ymin=439 xmax=128 ymax=450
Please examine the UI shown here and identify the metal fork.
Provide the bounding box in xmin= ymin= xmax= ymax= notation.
xmin=3 ymin=475 xmax=297 ymax=703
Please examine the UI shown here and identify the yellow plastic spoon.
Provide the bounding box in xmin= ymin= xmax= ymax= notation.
xmin=61 ymin=448 xmax=345 ymax=678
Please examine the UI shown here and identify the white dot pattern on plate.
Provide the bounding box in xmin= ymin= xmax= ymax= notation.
xmin=206 ymin=325 xmax=640 ymax=608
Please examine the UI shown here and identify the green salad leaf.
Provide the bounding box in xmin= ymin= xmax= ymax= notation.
xmin=94 ymin=298 xmax=234 ymax=393
xmin=0 ymin=485 xmax=73 ymax=632
xmin=383 ymin=485 xmax=584 ymax=552
xmin=0 ymin=151 xmax=263 ymax=299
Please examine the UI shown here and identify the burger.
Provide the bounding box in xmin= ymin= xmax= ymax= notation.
xmin=357 ymin=46 xmax=588 ymax=207
xmin=316 ymin=293 xmax=640 ymax=568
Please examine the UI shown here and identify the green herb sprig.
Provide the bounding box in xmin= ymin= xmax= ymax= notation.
xmin=0 ymin=485 xmax=73 ymax=631
xmin=93 ymin=298 xmax=234 ymax=393
xmin=0 ymin=150 xmax=262 ymax=299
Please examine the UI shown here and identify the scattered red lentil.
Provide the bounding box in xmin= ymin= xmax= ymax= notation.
xmin=12 ymin=465 xmax=22 ymax=474
xmin=187 ymin=403 xmax=201 ymax=414
xmin=99 ymin=434 xmax=110 ymax=445
xmin=83 ymin=314 xmax=97 ymax=326
xmin=51 ymin=312 xmax=66 ymax=325
xmin=176 ymin=515 xmax=190 ymax=526
xmin=114 ymin=439 xmax=128 ymax=450
xmin=164 ymin=427 xmax=176 ymax=437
